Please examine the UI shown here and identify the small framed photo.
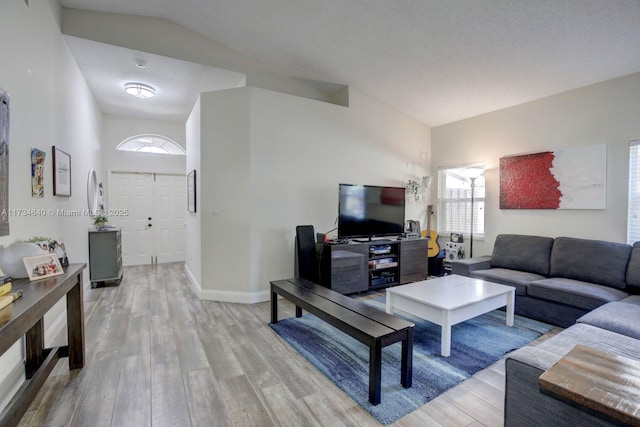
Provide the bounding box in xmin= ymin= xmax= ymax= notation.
xmin=187 ymin=169 xmax=196 ymax=213
xmin=23 ymin=253 xmax=64 ymax=281
xmin=52 ymin=146 xmax=71 ymax=196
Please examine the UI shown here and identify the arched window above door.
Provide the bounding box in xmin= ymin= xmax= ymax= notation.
xmin=116 ymin=134 xmax=185 ymax=155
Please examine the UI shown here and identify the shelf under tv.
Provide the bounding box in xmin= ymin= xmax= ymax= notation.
xmin=370 ymin=281 xmax=399 ymax=290
xmin=352 ymin=237 xmax=399 ymax=243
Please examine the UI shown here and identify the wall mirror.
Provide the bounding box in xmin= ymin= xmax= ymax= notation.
xmin=87 ymin=169 xmax=99 ymax=213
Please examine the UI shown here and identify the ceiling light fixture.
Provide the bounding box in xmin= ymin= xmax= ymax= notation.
xmin=124 ymin=82 xmax=156 ymax=98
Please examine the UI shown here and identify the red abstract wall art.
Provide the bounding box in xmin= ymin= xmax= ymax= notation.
xmin=500 ymin=145 xmax=606 ymax=210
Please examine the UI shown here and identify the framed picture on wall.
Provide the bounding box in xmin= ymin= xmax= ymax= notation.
xmin=499 ymin=144 xmax=606 ymax=209
xmin=52 ymin=146 xmax=71 ymax=196
xmin=187 ymin=169 xmax=196 ymax=213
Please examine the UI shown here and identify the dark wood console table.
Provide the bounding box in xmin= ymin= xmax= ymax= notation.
xmin=539 ymin=344 xmax=640 ymax=426
xmin=0 ymin=263 xmax=86 ymax=427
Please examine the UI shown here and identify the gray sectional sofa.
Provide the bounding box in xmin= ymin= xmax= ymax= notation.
xmin=452 ymin=234 xmax=640 ymax=327
xmin=453 ymin=234 xmax=640 ymax=426
xmin=504 ymin=296 xmax=640 ymax=426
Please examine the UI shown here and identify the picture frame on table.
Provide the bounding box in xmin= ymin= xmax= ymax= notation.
xmin=23 ymin=253 xmax=64 ymax=281
xmin=52 ymin=146 xmax=71 ymax=196
xmin=187 ymin=169 xmax=196 ymax=213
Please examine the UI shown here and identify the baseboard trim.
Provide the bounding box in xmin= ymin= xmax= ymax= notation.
xmin=0 ymin=357 xmax=25 ymax=413
xmin=183 ymin=263 xmax=201 ymax=294
xmin=199 ymin=289 xmax=270 ymax=304
xmin=182 ymin=264 xmax=269 ymax=304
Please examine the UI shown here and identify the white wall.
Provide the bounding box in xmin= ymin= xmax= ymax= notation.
xmin=198 ymin=88 xmax=252 ymax=301
xmin=194 ymin=86 xmax=430 ymax=302
xmin=0 ymin=0 xmax=102 ymax=412
xmin=184 ymin=97 xmax=202 ymax=287
xmin=431 ymin=72 xmax=640 ymax=257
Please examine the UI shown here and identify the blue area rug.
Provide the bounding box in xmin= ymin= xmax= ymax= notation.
xmin=269 ymin=297 xmax=553 ymax=425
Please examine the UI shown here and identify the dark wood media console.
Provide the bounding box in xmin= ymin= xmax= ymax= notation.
xmin=318 ymin=238 xmax=428 ymax=294
xmin=0 ymin=263 xmax=86 ymax=427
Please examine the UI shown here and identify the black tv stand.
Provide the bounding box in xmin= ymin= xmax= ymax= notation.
xmin=317 ymin=239 xmax=428 ymax=294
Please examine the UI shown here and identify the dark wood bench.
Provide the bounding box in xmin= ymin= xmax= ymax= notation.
xmin=270 ymin=277 xmax=413 ymax=405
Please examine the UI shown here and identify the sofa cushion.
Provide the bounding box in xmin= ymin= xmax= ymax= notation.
xmin=549 ymin=237 xmax=631 ymax=290
xmin=491 ymin=234 xmax=554 ymax=276
xmin=470 ymin=268 xmax=545 ymax=296
xmin=625 ymin=241 xmax=640 ymax=292
xmin=510 ymin=323 xmax=640 ymax=369
xmin=527 ymin=278 xmax=629 ymax=311
xmin=577 ymin=302 xmax=640 ymax=340
xmin=620 ymin=295 xmax=640 ymax=306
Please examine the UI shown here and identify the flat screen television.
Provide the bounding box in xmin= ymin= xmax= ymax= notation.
xmin=338 ymin=183 xmax=406 ymax=240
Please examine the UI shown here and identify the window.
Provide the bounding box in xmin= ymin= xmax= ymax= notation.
xmin=116 ymin=134 xmax=185 ymax=155
xmin=437 ymin=164 xmax=485 ymax=240
xmin=628 ymin=141 xmax=640 ymax=244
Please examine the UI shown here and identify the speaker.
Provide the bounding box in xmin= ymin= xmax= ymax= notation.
xmin=405 ymin=220 xmax=421 ymax=236
xmin=444 ymin=242 xmax=465 ymax=261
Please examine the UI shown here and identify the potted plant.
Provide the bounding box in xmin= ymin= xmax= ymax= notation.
xmin=93 ymin=215 xmax=108 ymax=229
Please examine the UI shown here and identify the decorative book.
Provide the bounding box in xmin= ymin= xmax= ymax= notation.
xmin=0 ymin=290 xmax=22 ymax=311
xmin=0 ymin=281 xmax=11 ymax=297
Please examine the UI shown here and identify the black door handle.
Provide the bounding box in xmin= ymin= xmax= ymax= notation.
xmin=148 ymin=224 xmax=152 ymax=227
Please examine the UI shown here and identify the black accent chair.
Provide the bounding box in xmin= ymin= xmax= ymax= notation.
xmin=295 ymin=225 xmax=319 ymax=283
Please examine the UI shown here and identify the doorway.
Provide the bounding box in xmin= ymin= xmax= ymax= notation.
xmin=109 ymin=171 xmax=186 ymax=266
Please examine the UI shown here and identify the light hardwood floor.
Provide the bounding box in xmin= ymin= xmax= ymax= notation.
xmin=17 ymin=263 xmax=555 ymax=427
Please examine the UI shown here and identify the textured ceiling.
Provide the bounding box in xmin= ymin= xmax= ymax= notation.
xmin=59 ymin=0 xmax=640 ymax=127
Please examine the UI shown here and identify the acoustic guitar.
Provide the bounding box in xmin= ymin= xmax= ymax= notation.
xmin=424 ymin=205 xmax=440 ymax=257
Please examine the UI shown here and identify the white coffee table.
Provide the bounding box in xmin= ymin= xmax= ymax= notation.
xmin=386 ymin=275 xmax=515 ymax=357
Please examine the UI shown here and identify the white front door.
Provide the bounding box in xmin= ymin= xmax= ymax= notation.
xmin=154 ymin=174 xmax=186 ymax=263
xmin=109 ymin=172 xmax=185 ymax=266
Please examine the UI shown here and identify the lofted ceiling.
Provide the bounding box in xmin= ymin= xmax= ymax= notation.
xmin=59 ymin=0 xmax=640 ymax=127
xmin=65 ymin=36 xmax=246 ymax=122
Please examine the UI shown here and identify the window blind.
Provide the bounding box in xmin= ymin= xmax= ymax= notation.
xmin=628 ymin=141 xmax=640 ymax=244
xmin=436 ymin=164 xmax=485 ymax=240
